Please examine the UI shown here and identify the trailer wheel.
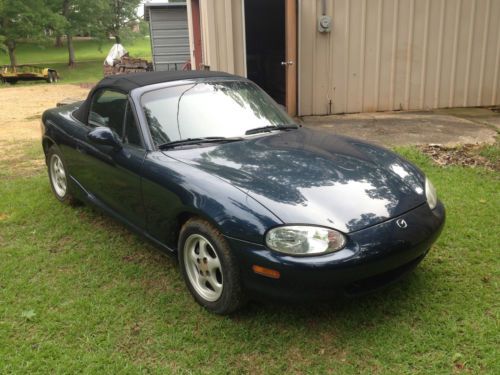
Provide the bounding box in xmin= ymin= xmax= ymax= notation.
xmin=47 ymin=71 xmax=54 ymax=83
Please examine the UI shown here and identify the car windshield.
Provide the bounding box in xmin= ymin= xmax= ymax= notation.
xmin=141 ymin=80 xmax=296 ymax=147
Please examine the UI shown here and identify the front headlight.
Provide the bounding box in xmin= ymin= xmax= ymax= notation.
xmin=265 ymin=226 xmax=346 ymax=256
xmin=425 ymin=177 xmax=438 ymax=210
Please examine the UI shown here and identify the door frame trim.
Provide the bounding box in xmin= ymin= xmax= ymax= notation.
xmin=190 ymin=0 xmax=203 ymax=69
xmin=241 ymin=0 xmax=298 ymax=115
xmin=297 ymin=0 xmax=302 ymax=116
xmin=285 ymin=0 xmax=298 ymax=116
xmin=241 ymin=0 xmax=248 ymax=77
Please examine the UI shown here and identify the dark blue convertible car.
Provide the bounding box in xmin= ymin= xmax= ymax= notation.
xmin=42 ymin=71 xmax=445 ymax=314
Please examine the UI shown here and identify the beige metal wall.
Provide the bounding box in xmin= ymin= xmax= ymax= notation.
xmin=299 ymin=0 xmax=500 ymax=115
xmin=196 ymin=0 xmax=246 ymax=76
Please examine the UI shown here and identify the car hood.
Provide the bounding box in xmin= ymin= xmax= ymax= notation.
xmin=166 ymin=128 xmax=426 ymax=233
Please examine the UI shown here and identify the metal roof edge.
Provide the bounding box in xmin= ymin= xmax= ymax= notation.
xmin=144 ymin=2 xmax=187 ymax=21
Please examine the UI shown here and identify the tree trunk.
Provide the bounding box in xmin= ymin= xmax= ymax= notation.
xmin=6 ymin=40 xmax=16 ymax=67
xmin=115 ymin=35 xmax=121 ymax=44
xmin=62 ymin=0 xmax=72 ymax=64
xmin=55 ymin=35 xmax=64 ymax=48
xmin=67 ymin=34 xmax=75 ymax=67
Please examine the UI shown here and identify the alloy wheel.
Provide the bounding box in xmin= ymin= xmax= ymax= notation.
xmin=50 ymin=154 xmax=67 ymax=198
xmin=183 ymin=233 xmax=223 ymax=302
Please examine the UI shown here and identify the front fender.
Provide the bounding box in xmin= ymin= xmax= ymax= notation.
xmin=141 ymin=152 xmax=282 ymax=249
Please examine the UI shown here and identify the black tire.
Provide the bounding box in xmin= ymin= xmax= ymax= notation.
xmin=46 ymin=71 xmax=54 ymax=83
xmin=47 ymin=146 xmax=79 ymax=205
xmin=178 ymin=218 xmax=246 ymax=314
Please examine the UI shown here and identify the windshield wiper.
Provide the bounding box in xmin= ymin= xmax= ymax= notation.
xmin=245 ymin=124 xmax=299 ymax=135
xmin=158 ymin=136 xmax=243 ymax=150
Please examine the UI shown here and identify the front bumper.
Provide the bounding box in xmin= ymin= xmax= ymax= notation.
xmin=227 ymin=201 xmax=445 ymax=300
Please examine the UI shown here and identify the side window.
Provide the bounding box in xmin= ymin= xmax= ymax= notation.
xmin=88 ymin=90 xmax=127 ymax=136
xmin=123 ymin=103 xmax=142 ymax=148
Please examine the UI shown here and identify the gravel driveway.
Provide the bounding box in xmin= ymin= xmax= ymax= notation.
xmin=0 ymin=84 xmax=89 ymax=142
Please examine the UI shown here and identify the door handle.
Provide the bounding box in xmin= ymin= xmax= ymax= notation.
xmin=281 ymin=60 xmax=294 ymax=66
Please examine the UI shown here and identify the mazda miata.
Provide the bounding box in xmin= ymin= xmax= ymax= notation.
xmin=41 ymin=71 xmax=445 ymax=314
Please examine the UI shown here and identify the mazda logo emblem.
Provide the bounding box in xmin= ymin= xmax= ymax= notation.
xmin=396 ymin=219 xmax=408 ymax=229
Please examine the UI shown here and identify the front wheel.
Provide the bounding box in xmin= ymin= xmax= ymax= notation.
xmin=178 ymin=218 xmax=246 ymax=314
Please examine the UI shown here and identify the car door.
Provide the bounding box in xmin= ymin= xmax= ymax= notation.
xmin=78 ymin=89 xmax=147 ymax=228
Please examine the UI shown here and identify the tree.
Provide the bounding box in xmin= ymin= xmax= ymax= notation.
xmin=0 ymin=0 xmax=61 ymax=66
xmin=101 ymin=0 xmax=141 ymax=44
xmin=54 ymin=34 xmax=64 ymax=47
xmin=0 ymin=35 xmax=7 ymax=55
xmin=48 ymin=0 xmax=106 ymax=66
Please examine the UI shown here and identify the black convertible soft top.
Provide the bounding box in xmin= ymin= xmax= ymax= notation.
xmin=73 ymin=70 xmax=238 ymax=123
xmin=92 ymin=70 xmax=236 ymax=93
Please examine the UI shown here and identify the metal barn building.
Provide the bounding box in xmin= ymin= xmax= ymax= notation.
xmin=144 ymin=2 xmax=190 ymax=71
xmin=149 ymin=0 xmax=500 ymax=116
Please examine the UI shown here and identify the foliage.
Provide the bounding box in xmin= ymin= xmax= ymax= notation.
xmin=53 ymin=0 xmax=110 ymax=65
xmin=0 ymin=0 xmax=64 ymax=65
xmin=0 ymin=35 xmax=6 ymax=54
xmin=137 ymin=19 xmax=150 ymax=38
xmin=0 ymin=0 xmax=144 ymax=66
xmin=99 ymin=0 xmax=142 ymax=43
xmin=0 ymin=0 xmax=62 ymax=42
xmin=47 ymin=0 xmax=106 ymax=37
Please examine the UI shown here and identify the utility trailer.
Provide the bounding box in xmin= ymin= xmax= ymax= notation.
xmin=0 ymin=65 xmax=58 ymax=84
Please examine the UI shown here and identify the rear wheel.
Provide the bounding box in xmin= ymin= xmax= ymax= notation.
xmin=47 ymin=147 xmax=77 ymax=204
xmin=178 ymin=218 xmax=246 ymax=314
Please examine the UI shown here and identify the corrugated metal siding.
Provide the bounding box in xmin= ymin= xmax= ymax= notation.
xmin=198 ymin=0 xmax=245 ymax=76
xmin=149 ymin=7 xmax=190 ymax=71
xmin=299 ymin=0 xmax=500 ymax=115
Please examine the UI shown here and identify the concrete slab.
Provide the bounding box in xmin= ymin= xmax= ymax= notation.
xmin=300 ymin=108 xmax=499 ymax=147
xmin=434 ymin=107 xmax=500 ymax=131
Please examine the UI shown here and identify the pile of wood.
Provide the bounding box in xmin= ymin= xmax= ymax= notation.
xmin=104 ymin=56 xmax=153 ymax=76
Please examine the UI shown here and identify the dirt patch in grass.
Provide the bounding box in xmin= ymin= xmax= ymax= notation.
xmin=418 ymin=143 xmax=499 ymax=171
xmin=0 ymin=140 xmax=45 ymax=178
xmin=78 ymin=83 xmax=96 ymax=89
xmin=0 ymin=84 xmax=89 ymax=141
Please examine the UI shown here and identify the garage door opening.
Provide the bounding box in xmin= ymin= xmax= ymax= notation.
xmin=244 ymin=0 xmax=286 ymax=105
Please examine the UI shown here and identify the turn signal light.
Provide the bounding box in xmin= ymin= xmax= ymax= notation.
xmin=252 ymin=265 xmax=280 ymax=279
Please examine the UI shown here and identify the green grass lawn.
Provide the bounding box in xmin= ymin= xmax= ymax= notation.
xmin=0 ymin=142 xmax=498 ymax=374
xmin=0 ymin=38 xmax=152 ymax=84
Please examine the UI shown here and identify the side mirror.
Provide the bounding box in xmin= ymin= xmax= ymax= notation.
xmin=87 ymin=127 xmax=122 ymax=151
